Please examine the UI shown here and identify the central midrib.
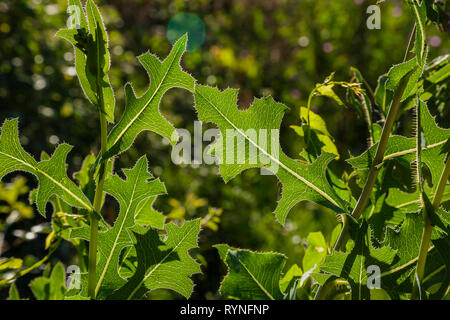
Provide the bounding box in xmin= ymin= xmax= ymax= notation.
xmin=236 ymin=256 xmax=275 ymax=300
xmin=195 ymin=91 xmax=341 ymax=209
xmin=109 ymin=45 xmax=181 ymax=148
xmin=412 ymin=2 xmax=425 ymax=63
xmin=95 ymin=174 xmax=139 ymax=295
xmin=0 ymin=151 xmax=92 ymax=210
xmin=383 ymin=140 xmax=447 ymax=161
xmin=127 ymin=223 xmax=195 ymax=299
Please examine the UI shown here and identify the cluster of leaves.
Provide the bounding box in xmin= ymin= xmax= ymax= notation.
xmin=0 ymin=0 xmax=449 ymax=300
xmin=213 ymin=0 xmax=450 ymax=300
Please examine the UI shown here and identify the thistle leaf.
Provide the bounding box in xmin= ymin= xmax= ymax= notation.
xmin=57 ymin=0 xmax=115 ymax=122
xmin=407 ymin=0 xmax=427 ymax=66
xmin=109 ymin=219 xmax=201 ymax=300
xmin=70 ymin=155 xmax=166 ymax=298
xmin=105 ymin=35 xmax=195 ymax=158
xmin=194 ymin=85 xmax=347 ymax=224
xmin=0 ymin=119 xmax=92 ymax=216
xmin=381 ymin=212 xmax=448 ymax=297
xmin=215 ymin=244 xmax=286 ymax=300
xmin=317 ymin=222 xmax=397 ymax=300
xmin=374 ymin=74 xmax=392 ymax=114
xmin=386 ymin=54 xmax=427 ymax=101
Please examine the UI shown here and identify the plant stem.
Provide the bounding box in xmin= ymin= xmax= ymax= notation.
xmin=305 ymin=88 xmax=317 ymax=158
xmin=333 ymin=214 xmax=350 ymax=251
xmin=350 ymin=72 xmax=412 ymax=220
xmin=88 ymin=27 xmax=109 ymax=299
xmin=333 ymin=71 xmax=412 ymax=253
xmin=88 ymin=110 xmax=107 ymax=299
xmin=411 ymin=155 xmax=450 ymax=300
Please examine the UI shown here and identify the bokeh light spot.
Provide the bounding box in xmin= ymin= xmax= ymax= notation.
xmin=167 ymin=13 xmax=206 ymax=52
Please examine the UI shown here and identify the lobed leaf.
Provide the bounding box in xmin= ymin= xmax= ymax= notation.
xmin=110 ymin=219 xmax=201 ymax=300
xmin=215 ymin=244 xmax=286 ymax=300
xmin=57 ymin=0 xmax=115 ymax=122
xmin=70 ymin=155 xmax=166 ymax=298
xmin=105 ymin=35 xmax=195 ymax=158
xmin=407 ymin=0 xmax=427 ymax=66
xmin=194 ymin=85 xmax=348 ymax=224
xmin=0 ymin=119 xmax=92 ymax=216
xmin=316 ymin=222 xmax=397 ymax=300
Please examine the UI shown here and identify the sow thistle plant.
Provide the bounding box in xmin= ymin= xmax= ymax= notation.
xmin=0 ymin=0 xmax=449 ymax=300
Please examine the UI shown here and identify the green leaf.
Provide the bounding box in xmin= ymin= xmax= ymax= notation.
xmin=30 ymin=262 xmax=66 ymax=300
xmin=318 ymin=222 xmax=397 ymax=300
xmin=134 ymin=197 xmax=166 ymax=230
xmin=194 ymin=85 xmax=347 ymax=224
xmin=425 ymin=54 xmax=450 ymax=83
xmin=50 ymin=195 xmax=86 ymax=242
xmin=381 ymin=212 xmax=447 ymax=297
xmin=313 ymin=73 xmax=344 ymax=106
xmin=374 ymin=74 xmax=392 ymax=115
xmin=70 ymin=155 xmax=166 ymax=298
xmin=385 ymin=54 xmax=426 ymax=101
xmin=215 ymin=245 xmax=286 ymax=300
xmin=407 ymin=0 xmax=427 ymax=66
xmin=0 ymin=119 xmax=92 ymax=216
xmin=431 ymin=235 xmax=450 ymax=299
xmin=0 ymin=257 xmax=23 ymax=272
xmin=8 ymin=283 xmax=20 ymax=300
xmin=73 ymin=153 xmax=96 ymax=197
xmin=279 ymin=264 xmax=302 ymax=293
xmin=299 ymin=106 xmax=332 ymax=136
xmin=303 ymin=231 xmax=327 ymax=272
xmin=214 ymin=243 xmax=238 ymax=262
xmin=315 ymin=83 xmax=344 ymax=106
xmin=109 ymin=219 xmax=201 ymax=300
xmin=105 ymin=34 xmax=195 ymax=158
xmin=57 ymin=0 xmax=115 ymax=122
xmin=291 ymin=107 xmax=339 ymax=159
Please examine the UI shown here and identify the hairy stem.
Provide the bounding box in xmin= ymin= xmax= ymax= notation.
xmin=350 ymin=72 xmax=412 ymax=220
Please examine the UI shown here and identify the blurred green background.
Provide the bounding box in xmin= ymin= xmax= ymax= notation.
xmin=0 ymin=0 xmax=448 ymax=299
